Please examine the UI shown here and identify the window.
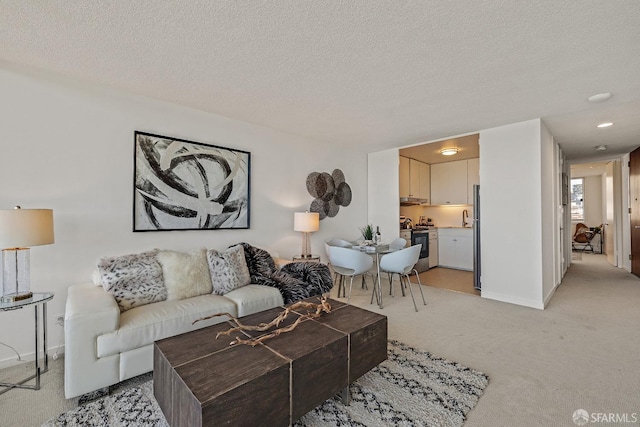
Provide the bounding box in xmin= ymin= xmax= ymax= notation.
xmin=571 ymin=178 xmax=584 ymax=221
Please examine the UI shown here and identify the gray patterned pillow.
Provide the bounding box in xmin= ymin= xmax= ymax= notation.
xmin=97 ymin=250 xmax=166 ymax=312
xmin=207 ymin=245 xmax=252 ymax=295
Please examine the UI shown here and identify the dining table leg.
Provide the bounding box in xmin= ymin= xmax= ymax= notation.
xmin=375 ymin=252 xmax=383 ymax=308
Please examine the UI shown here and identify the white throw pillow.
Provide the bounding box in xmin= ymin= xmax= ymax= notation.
xmin=157 ymin=248 xmax=213 ymax=300
xmin=207 ymin=245 xmax=252 ymax=295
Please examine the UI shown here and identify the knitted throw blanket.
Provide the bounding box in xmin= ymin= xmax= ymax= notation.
xmin=237 ymin=243 xmax=333 ymax=304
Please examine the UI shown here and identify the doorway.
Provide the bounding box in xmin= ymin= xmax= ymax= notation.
xmin=398 ymin=134 xmax=480 ymax=296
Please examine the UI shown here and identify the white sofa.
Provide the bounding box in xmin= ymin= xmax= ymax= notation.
xmin=64 ymin=281 xmax=284 ymax=399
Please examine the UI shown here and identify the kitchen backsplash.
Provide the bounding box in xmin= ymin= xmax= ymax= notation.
xmin=400 ymin=205 xmax=474 ymax=228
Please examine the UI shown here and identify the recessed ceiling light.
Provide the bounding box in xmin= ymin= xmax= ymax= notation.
xmin=588 ymin=92 xmax=612 ymax=103
xmin=597 ymin=122 xmax=613 ymax=128
xmin=595 ymin=145 xmax=607 ymax=151
xmin=440 ymin=148 xmax=459 ymax=156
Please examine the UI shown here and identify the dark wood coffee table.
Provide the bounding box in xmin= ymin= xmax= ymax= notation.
xmin=153 ymin=298 xmax=387 ymax=427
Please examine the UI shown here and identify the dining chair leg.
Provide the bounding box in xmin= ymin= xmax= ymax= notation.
xmin=403 ymin=274 xmax=419 ymax=312
xmin=348 ymin=276 xmax=355 ymax=304
xmin=412 ymin=269 xmax=427 ymax=305
xmin=361 ymin=275 xmax=368 ymax=290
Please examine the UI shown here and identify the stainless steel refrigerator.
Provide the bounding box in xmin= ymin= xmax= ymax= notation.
xmin=473 ymin=184 xmax=481 ymax=290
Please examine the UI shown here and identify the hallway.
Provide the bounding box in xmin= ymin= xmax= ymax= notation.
xmin=329 ymin=249 xmax=640 ymax=426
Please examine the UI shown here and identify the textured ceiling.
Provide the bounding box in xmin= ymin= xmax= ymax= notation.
xmin=1 ymin=1 xmax=639 ymax=162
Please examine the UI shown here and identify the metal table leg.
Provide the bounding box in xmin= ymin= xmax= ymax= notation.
xmin=0 ymin=300 xmax=49 ymax=394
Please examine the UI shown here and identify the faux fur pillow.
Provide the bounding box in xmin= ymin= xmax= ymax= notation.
xmin=98 ymin=250 xmax=166 ymax=312
xmin=207 ymin=245 xmax=252 ymax=295
xmin=156 ymin=249 xmax=213 ymax=300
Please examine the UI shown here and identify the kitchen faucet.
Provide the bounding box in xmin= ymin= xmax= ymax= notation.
xmin=462 ymin=209 xmax=469 ymax=227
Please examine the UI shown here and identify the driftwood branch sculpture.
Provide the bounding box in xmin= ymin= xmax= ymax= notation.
xmin=193 ymin=296 xmax=332 ymax=346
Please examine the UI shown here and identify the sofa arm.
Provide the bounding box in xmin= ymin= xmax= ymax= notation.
xmin=64 ymin=283 xmax=121 ymax=398
xmin=65 ymin=283 xmax=120 ymax=330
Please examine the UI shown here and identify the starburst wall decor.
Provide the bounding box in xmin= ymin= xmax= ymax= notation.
xmin=306 ymin=169 xmax=352 ymax=220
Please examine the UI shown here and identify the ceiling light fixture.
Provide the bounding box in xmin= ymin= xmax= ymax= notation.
xmin=587 ymin=92 xmax=612 ymax=103
xmin=440 ymin=148 xmax=459 ymax=156
xmin=595 ymin=145 xmax=607 ymax=151
xmin=597 ymin=122 xmax=613 ymax=128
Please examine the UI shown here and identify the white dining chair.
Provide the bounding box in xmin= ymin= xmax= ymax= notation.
xmin=388 ymin=237 xmax=407 ymax=250
xmin=379 ymin=237 xmax=408 ymax=296
xmin=378 ymin=244 xmax=427 ymax=312
xmin=328 ymin=246 xmax=374 ymax=304
xmin=326 ymin=238 xmax=353 ymax=248
xmin=325 ymin=239 xmax=355 ymax=297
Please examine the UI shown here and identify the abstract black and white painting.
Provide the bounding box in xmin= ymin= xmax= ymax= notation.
xmin=133 ymin=132 xmax=250 ymax=231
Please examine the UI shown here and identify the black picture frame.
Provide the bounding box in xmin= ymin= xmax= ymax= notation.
xmin=561 ymin=172 xmax=569 ymax=206
xmin=133 ymin=131 xmax=250 ymax=231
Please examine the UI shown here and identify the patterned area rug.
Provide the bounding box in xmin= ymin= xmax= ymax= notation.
xmin=43 ymin=341 xmax=488 ymax=427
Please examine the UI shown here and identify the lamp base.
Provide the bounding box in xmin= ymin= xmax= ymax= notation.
xmin=1 ymin=291 xmax=33 ymax=303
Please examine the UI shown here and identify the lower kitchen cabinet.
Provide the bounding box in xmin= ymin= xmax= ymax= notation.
xmin=437 ymin=229 xmax=473 ymax=271
xmin=428 ymin=231 xmax=438 ymax=268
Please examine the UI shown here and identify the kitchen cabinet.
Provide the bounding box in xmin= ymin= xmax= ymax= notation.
xmin=437 ymin=228 xmax=472 ymax=271
xmin=430 ymin=158 xmax=479 ymax=205
xmin=428 ymin=230 xmax=438 ymax=268
xmin=430 ymin=160 xmax=468 ymax=205
xmin=467 ymin=157 xmax=480 ymax=203
xmin=400 ymin=230 xmax=412 ymax=248
xmin=399 ymin=156 xmax=411 ymax=198
xmin=399 ymin=156 xmax=430 ymax=202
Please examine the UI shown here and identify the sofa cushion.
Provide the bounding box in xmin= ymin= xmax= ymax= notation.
xmin=157 ymin=249 xmax=213 ymax=300
xmin=207 ymin=245 xmax=251 ymax=295
xmin=96 ymin=294 xmax=237 ymax=358
xmin=97 ymin=250 xmax=167 ymax=312
xmin=224 ymin=284 xmax=284 ymax=317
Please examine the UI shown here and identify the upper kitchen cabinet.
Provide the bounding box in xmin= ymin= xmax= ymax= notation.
xmin=430 ymin=160 xmax=468 ymax=205
xmin=399 ymin=156 xmax=411 ymax=197
xmin=399 ymin=156 xmax=430 ymax=203
xmin=467 ymin=157 xmax=480 ymax=202
xmin=431 ymin=158 xmax=479 ymax=205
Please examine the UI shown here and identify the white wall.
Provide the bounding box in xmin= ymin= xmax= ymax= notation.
xmin=0 ymin=62 xmax=368 ymax=364
xmin=479 ymin=119 xmax=544 ymax=309
xmin=573 ymin=174 xmax=604 ymax=227
xmin=368 ymin=149 xmax=400 ymax=241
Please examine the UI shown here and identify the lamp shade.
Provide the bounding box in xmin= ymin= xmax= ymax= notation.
xmin=294 ymin=212 xmax=319 ymax=232
xmin=0 ymin=207 xmax=54 ymax=249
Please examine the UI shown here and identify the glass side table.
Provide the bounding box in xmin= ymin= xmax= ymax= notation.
xmin=0 ymin=292 xmax=54 ymax=394
xmin=292 ymin=255 xmax=321 ymax=263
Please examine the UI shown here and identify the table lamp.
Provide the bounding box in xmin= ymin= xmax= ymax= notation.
xmin=294 ymin=211 xmax=319 ymax=259
xmin=0 ymin=206 xmax=54 ymax=302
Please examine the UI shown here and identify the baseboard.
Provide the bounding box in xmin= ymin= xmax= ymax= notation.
xmin=481 ymin=291 xmax=544 ymax=310
xmin=543 ymin=283 xmax=560 ymax=308
xmin=0 ymin=344 xmax=65 ymax=370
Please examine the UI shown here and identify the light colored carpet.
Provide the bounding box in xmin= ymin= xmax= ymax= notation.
xmin=39 ymin=340 xmax=488 ymax=427
xmin=1 ymin=253 xmax=639 ymax=426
